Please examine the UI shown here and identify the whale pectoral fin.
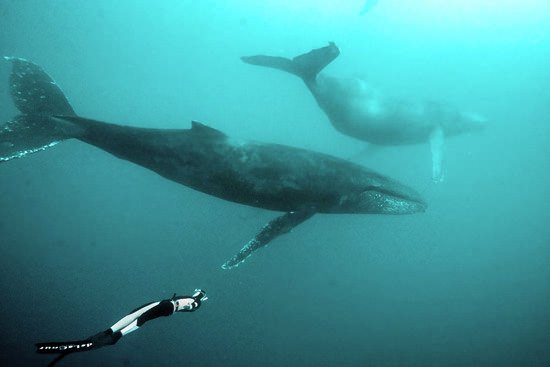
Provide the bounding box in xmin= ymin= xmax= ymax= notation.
xmin=430 ymin=127 xmax=445 ymax=182
xmin=221 ymin=208 xmax=316 ymax=270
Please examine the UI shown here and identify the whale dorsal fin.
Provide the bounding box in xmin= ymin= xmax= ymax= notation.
xmin=191 ymin=121 xmax=226 ymax=138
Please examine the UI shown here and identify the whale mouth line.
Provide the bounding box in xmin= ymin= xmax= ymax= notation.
xmin=364 ymin=186 xmax=427 ymax=212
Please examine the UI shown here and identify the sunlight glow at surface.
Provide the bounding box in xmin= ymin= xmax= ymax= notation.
xmin=388 ymin=0 xmax=548 ymax=25
xmin=231 ymin=0 xmax=549 ymax=44
xmin=237 ymin=0 xmax=548 ymax=25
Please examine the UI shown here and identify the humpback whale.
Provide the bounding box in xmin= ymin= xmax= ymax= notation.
xmin=1 ymin=57 xmax=426 ymax=268
xmin=241 ymin=42 xmax=486 ymax=181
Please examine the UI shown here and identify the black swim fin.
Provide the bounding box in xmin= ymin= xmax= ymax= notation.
xmin=37 ymin=330 xmax=121 ymax=366
xmin=36 ymin=338 xmax=92 ymax=367
xmin=241 ymin=42 xmax=340 ymax=84
xmin=1 ymin=57 xmax=77 ymax=162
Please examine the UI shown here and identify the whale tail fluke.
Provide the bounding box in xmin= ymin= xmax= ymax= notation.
xmin=241 ymin=42 xmax=340 ymax=84
xmin=1 ymin=57 xmax=77 ymax=162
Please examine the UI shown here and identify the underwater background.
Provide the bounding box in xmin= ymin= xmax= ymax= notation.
xmin=0 ymin=0 xmax=549 ymax=366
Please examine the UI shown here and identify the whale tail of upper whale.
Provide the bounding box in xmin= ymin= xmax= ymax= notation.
xmin=1 ymin=57 xmax=79 ymax=162
xmin=241 ymin=42 xmax=340 ymax=84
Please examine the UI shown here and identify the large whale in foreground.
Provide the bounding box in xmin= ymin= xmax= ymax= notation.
xmin=242 ymin=43 xmax=486 ymax=181
xmin=0 ymin=58 xmax=426 ymax=269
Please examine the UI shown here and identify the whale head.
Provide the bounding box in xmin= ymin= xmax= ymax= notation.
xmin=461 ymin=111 xmax=487 ymax=131
xmin=446 ymin=111 xmax=487 ymax=136
xmin=336 ymin=174 xmax=427 ymax=215
xmin=359 ymin=182 xmax=427 ymax=215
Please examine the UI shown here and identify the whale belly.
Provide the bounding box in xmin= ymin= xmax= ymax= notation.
xmin=314 ymin=78 xmax=434 ymax=145
xmin=337 ymin=98 xmax=433 ymax=145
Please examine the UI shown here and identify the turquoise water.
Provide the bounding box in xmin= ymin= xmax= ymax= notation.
xmin=1 ymin=1 xmax=549 ymax=366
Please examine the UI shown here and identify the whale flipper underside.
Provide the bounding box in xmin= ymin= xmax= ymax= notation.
xmin=1 ymin=57 xmax=76 ymax=162
xmin=222 ymin=208 xmax=316 ymax=269
xmin=241 ymin=42 xmax=340 ymax=83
